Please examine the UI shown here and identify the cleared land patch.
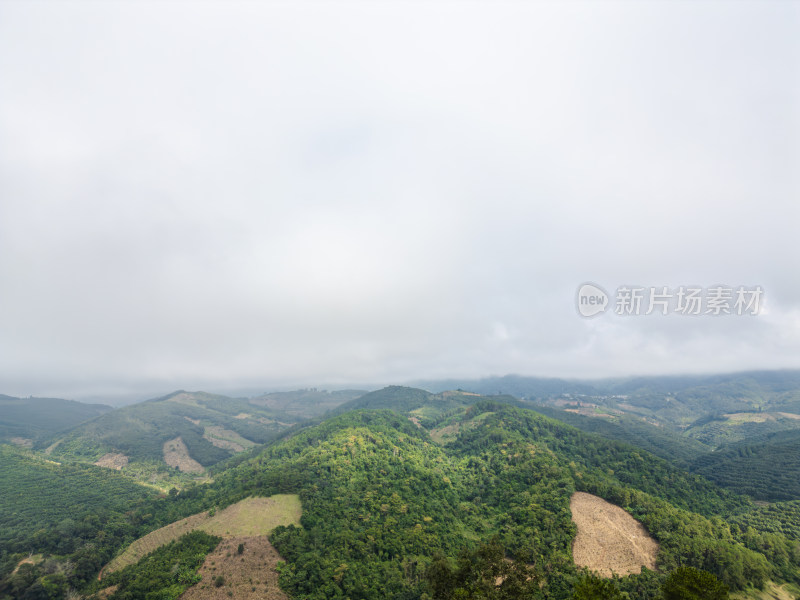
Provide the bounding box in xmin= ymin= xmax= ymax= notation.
xmin=778 ymin=413 xmax=800 ymax=421
xmin=181 ymin=536 xmax=289 ymax=600
xmin=203 ymin=425 xmax=256 ymax=453
xmin=163 ymin=436 xmax=204 ymax=473
xmin=429 ymin=412 xmax=492 ymax=444
xmin=94 ymin=453 xmax=129 ymax=470
xmin=731 ymin=581 xmax=800 ymax=600
xmin=102 ymin=495 xmax=301 ymax=577
xmin=724 ymin=412 xmax=774 ymax=424
xmin=570 ymin=491 xmax=658 ymax=577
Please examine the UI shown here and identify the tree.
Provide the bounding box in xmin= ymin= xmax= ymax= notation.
xmin=572 ymin=575 xmax=627 ymax=599
xmin=425 ymin=540 xmax=540 ymax=600
xmin=661 ymin=566 xmax=729 ymax=600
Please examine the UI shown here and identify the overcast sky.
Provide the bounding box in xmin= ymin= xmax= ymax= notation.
xmin=1 ymin=1 xmax=798 ymax=401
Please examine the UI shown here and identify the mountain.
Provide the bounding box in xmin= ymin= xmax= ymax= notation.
xmin=44 ymin=390 xmax=299 ymax=486
xmin=330 ymin=385 xmax=512 ymax=425
xmin=5 ymin=385 xmax=800 ymax=600
xmin=520 ymin=403 xmax=712 ymax=466
xmin=203 ymin=396 xmax=798 ymax=598
xmin=0 ymin=394 xmax=112 ymax=446
xmin=419 ymin=371 xmax=800 ymax=447
xmin=248 ymin=388 xmax=366 ymax=419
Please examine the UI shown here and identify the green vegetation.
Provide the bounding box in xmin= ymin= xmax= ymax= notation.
xmin=4 ymin=383 xmax=800 ymax=600
xmin=571 ymin=576 xmax=628 ymax=600
xmin=428 ymin=371 xmax=800 ymax=432
xmin=205 ymin=398 xmax=799 ymax=598
xmin=0 ymin=394 xmax=110 ymax=445
xmin=661 ymin=566 xmax=729 ymax=600
xmin=106 ymin=495 xmax=301 ymax=574
xmin=690 ymin=430 xmax=800 ymax=501
xmin=425 ymin=539 xmax=540 ymax=599
xmin=47 ymin=391 xmax=297 ymax=482
xmin=730 ymin=501 xmax=800 ymax=541
xmin=521 ymin=404 xmax=711 ymax=466
xmin=249 ymin=388 xmax=367 ymax=419
xmin=0 ymin=445 xmax=155 ymax=598
xmin=0 ymin=446 xmax=153 ymax=554
xmin=684 ymin=412 xmax=800 ymax=449
xmin=331 ymin=386 xmax=497 ymax=428
xmin=91 ymin=530 xmax=220 ymax=600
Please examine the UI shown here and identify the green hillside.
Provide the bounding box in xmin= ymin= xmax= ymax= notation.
xmin=730 ymin=501 xmax=800 ymax=542
xmin=4 ymin=387 xmax=800 ymax=600
xmin=0 ymin=395 xmax=111 ymax=445
xmin=46 ymin=391 xmax=297 ymax=485
xmin=0 ymin=445 xmax=157 ymax=597
xmin=203 ymin=397 xmax=799 ymax=599
xmin=521 ymin=403 xmax=711 ymax=466
xmin=683 ymin=411 xmax=800 ymax=449
xmin=421 ymin=371 xmax=800 ymax=432
xmin=690 ymin=429 xmax=800 ymax=501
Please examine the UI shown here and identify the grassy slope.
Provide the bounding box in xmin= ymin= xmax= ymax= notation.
xmin=104 ymin=495 xmax=301 ymax=575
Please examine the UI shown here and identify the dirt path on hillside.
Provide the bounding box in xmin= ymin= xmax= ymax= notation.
xmin=180 ymin=536 xmax=288 ymax=600
xmin=570 ymin=491 xmax=658 ymax=577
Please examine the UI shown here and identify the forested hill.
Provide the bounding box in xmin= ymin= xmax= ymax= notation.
xmin=0 ymin=394 xmax=111 ymax=445
xmin=330 ymin=386 xmax=518 ymax=425
xmin=44 ymin=390 xmax=298 ymax=486
xmin=204 ymin=400 xmax=799 ymax=599
xmin=4 ymin=389 xmax=800 ymax=599
xmin=416 ymin=371 xmax=800 ymax=429
xmin=416 ymin=370 xmax=800 ymax=401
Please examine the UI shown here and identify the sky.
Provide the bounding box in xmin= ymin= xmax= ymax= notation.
xmin=1 ymin=1 xmax=799 ymax=401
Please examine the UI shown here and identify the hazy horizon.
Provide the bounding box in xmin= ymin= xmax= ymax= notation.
xmin=2 ymin=2 xmax=798 ymax=401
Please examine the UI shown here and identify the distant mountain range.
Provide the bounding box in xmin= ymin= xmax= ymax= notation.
xmin=3 ymin=369 xmax=800 ymax=498
xmin=3 ymin=377 xmax=800 ymax=599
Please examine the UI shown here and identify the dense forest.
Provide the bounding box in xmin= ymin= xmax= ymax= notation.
xmin=2 ymin=385 xmax=800 ymax=599
xmin=690 ymin=429 xmax=800 ymax=501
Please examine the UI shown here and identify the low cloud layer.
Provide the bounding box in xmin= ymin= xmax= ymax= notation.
xmin=1 ymin=2 xmax=798 ymax=400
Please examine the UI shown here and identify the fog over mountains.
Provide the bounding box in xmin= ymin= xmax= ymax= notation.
xmin=1 ymin=2 xmax=798 ymax=401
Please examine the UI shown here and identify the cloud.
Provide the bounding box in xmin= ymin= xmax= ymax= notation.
xmin=0 ymin=1 xmax=798 ymax=399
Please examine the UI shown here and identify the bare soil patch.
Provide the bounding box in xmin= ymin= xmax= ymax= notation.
xmin=9 ymin=437 xmax=33 ymax=448
xmin=163 ymin=437 xmax=204 ymax=474
xmin=103 ymin=495 xmax=301 ymax=577
xmin=181 ymin=536 xmax=289 ymax=600
xmin=570 ymin=492 xmax=658 ymax=577
xmin=94 ymin=453 xmax=129 ymax=470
